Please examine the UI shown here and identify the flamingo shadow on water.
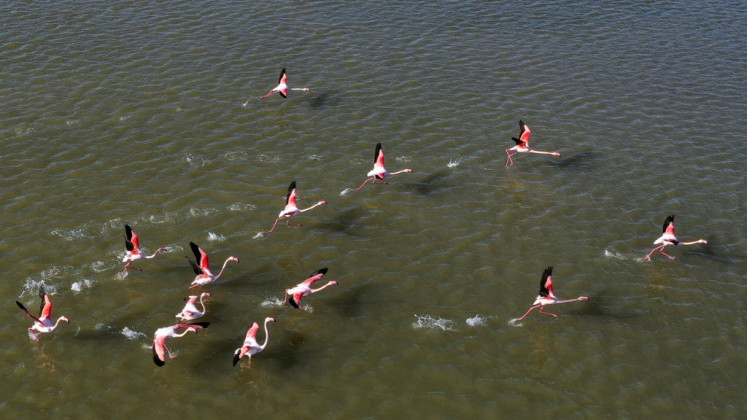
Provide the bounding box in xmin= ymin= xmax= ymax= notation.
xmin=404 ymin=169 xmax=452 ymax=196
xmin=307 ymin=91 xmax=342 ymax=109
xmin=551 ymin=150 xmax=595 ymax=169
xmin=318 ymin=206 xmax=367 ymax=236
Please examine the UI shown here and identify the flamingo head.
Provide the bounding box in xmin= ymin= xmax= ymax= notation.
xmin=230 ymin=257 xmax=240 ymax=263
xmin=553 ymin=152 xmax=561 ymax=156
xmin=60 ymin=316 xmax=70 ymax=323
xmin=201 ymin=292 xmax=212 ymax=298
xmin=267 ymin=317 xmax=276 ymax=323
xmin=330 ymin=280 xmax=339 ymax=286
xmin=319 ymin=200 xmax=328 ymax=205
xmin=405 ymin=169 xmax=413 ymax=173
xmin=699 ymin=239 xmax=708 ymax=244
xmin=578 ymin=296 xmax=590 ymax=301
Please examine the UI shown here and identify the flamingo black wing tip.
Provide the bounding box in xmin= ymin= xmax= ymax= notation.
xmin=191 ymin=321 xmax=210 ymax=329
xmin=233 ymin=353 xmax=241 ymax=366
xmin=153 ymin=347 xmax=165 ymax=367
xmin=317 ymin=267 xmax=329 ymax=275
xmin=288 ymin=297 xmax=299 ymax=309
xmin=16 ymin=301 xmax=26 ymax=311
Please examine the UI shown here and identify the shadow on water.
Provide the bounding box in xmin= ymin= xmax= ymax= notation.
xmin=552 ymin=150 xmax=595 ymax=169
xmin=306 ymin=91 xmax=342 ymax=109
xmin=318 ymin=206 xmax=366 ymax=236
xmin=403 ymin=169 xmax=451 ymax=196
xmin=330 ymin=282 xmax=373 ymax=319
xmin=570 ymin=290 xmax=644 ymax=319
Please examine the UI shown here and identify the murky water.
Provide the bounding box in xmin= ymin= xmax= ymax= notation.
xmin=2 ymin=1 xmax=745 ymax=417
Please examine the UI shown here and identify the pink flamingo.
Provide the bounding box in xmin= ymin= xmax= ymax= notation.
xmin=514 ymin=267 xmax=589 ymax=322
xmin=175 ymin=292 xmax=212 ymax=321
xmin=233 ymin=317 xmax=276 ymax=366
xmin=186 ymin=242 xmax=239 ymax=288
xmin=505 ymin=120 xmax=561 ymax=167
xmin=644 ymin=215 xmax=708 ymax=261
xmin=355 ymin=143 xmax=413 ymax=191
xmin=268 ymin=181 xmax=327 ymax=233
xmin=121 ymin=224 xmax=168 ymax=276
xmin=152 ymin=322 xmax=209 ymax=367
xmin=16 ymin=287 xmax=69 ymax=341
xmin=260 ymin=68 xmax=310 ymax=99
xmin=284 ymin=267 xmax=338 ymax=308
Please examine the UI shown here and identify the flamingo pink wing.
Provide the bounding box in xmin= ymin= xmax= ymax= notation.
xmin=40 ymin=294 xmax=53 ymax=320
xmin=245 ymin=322 xmax=259 ymax=340
xmin=374 ymin=143 xmax=385 ymax=168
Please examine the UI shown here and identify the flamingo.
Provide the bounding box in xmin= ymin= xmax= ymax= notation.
xmin=175 ymin=292 xmax=212 ymax=321
xmin=233 ymin=317 xmax=276 ymax=366
xmin=259 ymin=68 xmax=310 ymax=99
xmin=186 ymin=242 xmax=239 ymax=288
xmin=121 ymin=224 xmax=168 ymax=276
xmin=152 ymin=322 xmax=209 ymax=367
xmin=268 ymin=181 xmax=327 ymax=233
xmin=355 ymin=143 xmax=413 ymax=191
xmin=284 ymin=267 xmax=338 ymax=309
xmin=514 ymin=267 xmax=589 ymax=322
xmin=16 ymin=287 xmax=69 ymax=341
xmin=505 ymin=120 xmax=561 ymax=167
xmin=644 ymin=215 xmax=708 ymax=261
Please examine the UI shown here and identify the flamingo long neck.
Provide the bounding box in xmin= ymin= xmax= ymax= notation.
xmin=213 ymin=258 xmax=235 ymax=280
xmin=260 ymin=319 xmax=271 ymax=350
xmin=390 ymin=169 xmax=412 ymax=175
xmin=555 ymin=297 xmax=588 ymax=304
xmin=300 ymin=201 xmax=325 ymax=213
xmin=146 ymin=248 xmax=167 ymax=259
xmin=198 ymin=295 xmax=208 ymax=313
xmin=52 ymin=317 xmax=67 ymax=329
xmin=310 ymin=281 xmax=336 ymax=293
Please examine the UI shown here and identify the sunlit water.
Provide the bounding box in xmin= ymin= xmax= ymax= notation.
xmin=2 ymin=1 xmax=745 ymax=417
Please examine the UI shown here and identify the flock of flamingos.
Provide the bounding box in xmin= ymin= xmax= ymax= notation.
xmin=15 ymin=69 xmax=709 ymax=367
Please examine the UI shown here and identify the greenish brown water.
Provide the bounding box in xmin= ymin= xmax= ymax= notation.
xmin=2 ymin=1 xmax=745 ymax=417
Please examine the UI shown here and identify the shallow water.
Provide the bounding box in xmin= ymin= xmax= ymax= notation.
xmin=2 ymin=1 xmax=745 ymax=417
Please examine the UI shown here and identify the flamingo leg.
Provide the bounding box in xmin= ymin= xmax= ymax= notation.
xmin=659 ymin=248 xmax=675 ymax=260
xmin=355 ymin=178 xmax=375 ymax=191
xmin=516 ymin=305 xmax=540 ymax=321
xmin=505 ymin=149 xmax=515 ymax=167
xmin=268 ymin=217 xmax=284 ymax=233
xmin=644 ymin=245 xmax=664 ymax=260
xmin=539 ymin=306 xmax=559 ymax=318
xmin=285 ymin=218 xmax=303 ymax=228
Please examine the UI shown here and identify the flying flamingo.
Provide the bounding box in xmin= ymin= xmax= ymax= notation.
xmin=152 ymin=322 xmax=209 ymax=367
xmin=505 ymin=120 xmax=561 ymax=167
xmin=175 ymin=292 xmax=212 ymax=321
xmin=16 ymin=287 xmax=69 ymax=341
xmin=513 ymin=267 xmax=589 ymax=322
xmin=121 ymin=224 xmax=168 ymax=276
xmin=186 ymin=242 xmax=239 ymax=288
xmin=233 ymin=317 xmax=276 ymax=366
xmin=284 ymin=267 xmax=338 ymax=309
xmin=644 ymin=215 xmax=708 ymax=261
xmin=355 ymin=142 xmax=413 ymax=191
xmin=268 ymin=181 xmax=327 ymax=233
xmin=259 ymin=68 xmax=310 ymax=99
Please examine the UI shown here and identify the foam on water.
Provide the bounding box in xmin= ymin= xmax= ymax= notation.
xmin=183 ymin=153 xmax=207 ymax=168
xmin=339 ymin=188 xmax=355 ymax=196
xmin=208 ymin=232 xmax=226 ymax=242
xmin=228 ymin=203 xmax=256 ymax=211
xmin=189 ymin=208 xmax=219 ymax=218
xmin=447 ymin=157 xmax=464 ymax=168
xmin=71 ymin=279 xmax=93 ymax=292
xmin=412 ymin=314 xmax=455 ymax=331
xmin=604 ymin=249 xmax=645 ymax=262
xmin=260 ymin=296 xmax=286 ymax=308
xmin=252 ymin=232 xmax=265 ymax=239
xmin=121 ymin=327 xmax=147 ymax=340
xmin=465 ymin=314 xmax=487 ymax=326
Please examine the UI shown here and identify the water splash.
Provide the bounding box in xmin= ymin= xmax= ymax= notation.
xmin=465 ymin=314 xmax=486 ymax=326
xmin=252 ymin=232 xmax=265 ymax=239
xmin=189 ymin=207 xmax=219 ymax=218
xmin=339 ymin=188 xmax=354 ymax=196
xmin=121 ymin=327 xmax=147 ymax=340
xmin=412 ymin=314 xmax=455 ymax=331
xmin=604 ymin=249 xmax=641 ymax=261
xmin=71 ymin=280 xmax=93 ymax=292
xmin=508 ymin=318 xmax=524 ymax=328
xmin=260 ymin=297 xmax=285 ymax=308
xmin=208 ymin=232 xmax=226 ymax=242
xmin=229 ymin=203 xmax=256 ymax=211
xmin=184 ymin=153 xmax=207 ymax=167
xmin=447 ymin=157 xmax=464 ymax=168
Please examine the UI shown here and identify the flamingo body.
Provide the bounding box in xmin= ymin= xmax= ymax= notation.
xmin=16 ymin=287 xmax=69 ymax=341
xmin=260 ymin=68 xmax=310 ymax=99
xmin=285 ymin=267 xmax=338 ymax=308
xmin=514 ymin=267 xmax=588 ymax=322
xmin=176 ymin=292 xmax=212 ymax=321
xmin=233 ymin=317 xmax=275 ymax=366
xmin=152 ymin=322 xmax=209 ymax=366
xmin=356 ymin=143 xmax=413 ymax=191
xmin=644 ymin=215 xmax=707 ymax=260
xmin=186 ymin=242 xmax=239 ymax=288
xmin=268 ymin=181 xmax=327 ymax=233
xmin=505 ymin=120 xmax=561 ymax=167
xmin=121 ymin=225 xmax=167 ymax=275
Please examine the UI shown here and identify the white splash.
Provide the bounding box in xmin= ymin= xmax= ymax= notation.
xmin=90 ymin=261 xmax=108 ymax=273
xmin=340 ymin=188 xmax=354 ymax=196
xmin=308 ymin=154 xmax=324 ymax=161
xmin=508 ymin=318 xmax=524 ymax=327
xmin=121 ymin=327 xmax=147 ymax=340
xmin=71 ymin=280 xmax=93 ymax=292
xmin=253 ymin=232 xmax=265 ymax=239
xmin=184 ymin=153 xmax=207 ymax=167
xmin=395 ymin=155 xmax=412 ymax=163
xmin=189 ymin=207 xmax=219 ymax=218
xmin=465 ymin=314 xmax=486 ymax=326
xmin=260 ymin=297 xmax=286 ymax=308
xmin=229 ymin=203 xmax=256 ymax=211
xmin=412 ymin=314 xmax=455 ymax=331
xmin=604 ymin=249 xmax=636 ymax=261
xmin=50 ymin=227 xmax=91 ymax=241
xmin=208 ymin=232 xmax=226 ymax=242
xmin=448 ymin=157 xmax=464 ymax=168
xmin=224 ymin=151 xmax=249 ymax=161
